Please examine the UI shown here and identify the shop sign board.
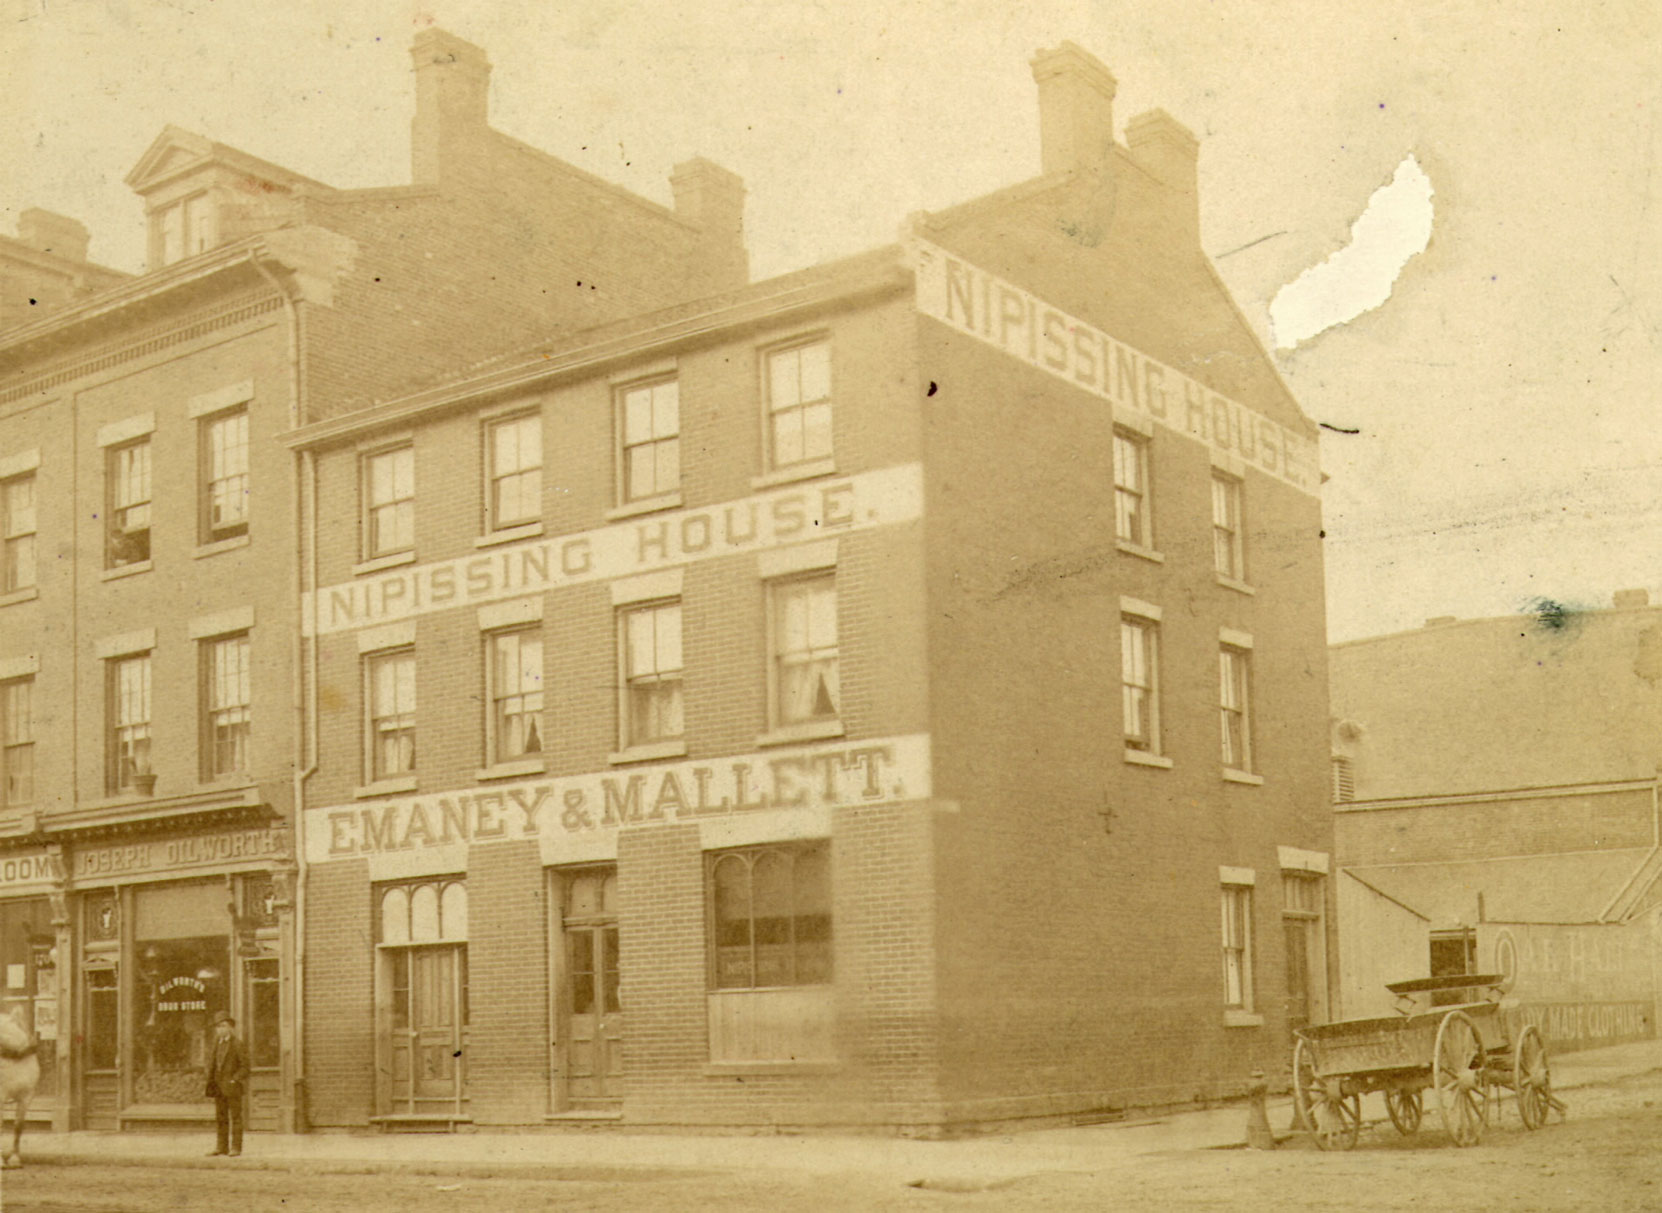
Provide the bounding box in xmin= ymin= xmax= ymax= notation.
xmin=73 ymin=828 xmax=284 ymax=883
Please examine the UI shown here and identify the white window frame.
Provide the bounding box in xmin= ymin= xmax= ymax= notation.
xmin=200 ymin=406 xmax=250 ymax=543
xmin=767 ymin=573 xmax=841 ymax=737
xmin=365 ymin=647 xmax=417 ymax=783
xmin=154 ymin=191 xmax=215 ymax=267
xmin=617 ymin=600 xmax=684 ymax=753
xmin=109 ymin=652 xmax=152 ymax=794
xmin=1 ymin=473 xmax=36 ymax=594
xmin=1220 ymin=644 xmax=1254 ymax=775
xmin=201 ymin=632 xmax=251 ymax=781
xmin=1 ymin=676 xmax=34 ymax=808
xmin=763 ymin=338 xmax=832 ymax=474
xmin=1212 ymin=472 xmax=1245 ymax=580
xmin=1120 ymin=611 xmax=1162 ymax=759
xmin=1220 ymin=869 xmax=1259 ymax=1025
xmin=107 ymin=438 xmax=152 ymax=568
xmin=615 ymin=377 xmax=680 ymax=506
xmin=1112 ymin=429 xmax=1152 ymax=548
xmin=362 ymin=444 xmax=415 ymax=560
xmin=484 ymin=627 xmax=545 ymax=766
xmin=484 ymin=412 xmax=543 ymax=533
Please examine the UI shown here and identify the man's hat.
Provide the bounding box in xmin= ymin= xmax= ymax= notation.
xmin=212 ymin=1011 xmax=235 ymax=1026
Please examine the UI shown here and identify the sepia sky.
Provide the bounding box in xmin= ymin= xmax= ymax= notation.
xmin=5 ymin=0 xmax=1659 ymax=643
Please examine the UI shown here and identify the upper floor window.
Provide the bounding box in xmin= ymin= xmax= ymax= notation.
xmin=1212 ymin=473 xmax=1245 ymax=580
xmin=770 ymin=575 xmax=839 ymax=728
xmin=108 ymin=439 xmax=152 ymax=568
xmin=201 ymin=408 xmax=249 ymax=543
xmin=1121 ymin=614 xmax=1161 ymax=754
xmin=765 ymin=340 xmax=831 ymax=471
xmin=1220 ymin=645 xmax=1253 ymax=772
xmin=156 ymin=194 xmax=214 ymax=267
xmin=617 ymin=379 xmax=679 ymax=504
xmin=109 ymin=653 xmax=152 ymax=793
xmin=364 ymin=446 xmax=415 ymax=559
xmin=366 ymin=648 xmax=417 ymax=781
xmin=202 ymin=633 xmax=251 ymax=779
xmin=709 ymin=843 xmax=832 ymax=989
xmin=486 ymin=413 xmax=542 ymax=531
xmin=1 ymin=677 xmax=33 ymax=808
xmin=1113 ymin=431 xmax=1150 ymax=547
xmin=1 ymin=474 xmax=36 ymax=593
xmin=486 ymin=628 xmax=544 ymax=764
xmin=619 ymin=601 xmax=683 ymax=748
xmin=1221 ymin=880 xmax=1254 ymax=1011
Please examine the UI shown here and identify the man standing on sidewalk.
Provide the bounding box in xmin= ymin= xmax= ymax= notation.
xmin=204 ymin=1011 xmax=248 ymax=1157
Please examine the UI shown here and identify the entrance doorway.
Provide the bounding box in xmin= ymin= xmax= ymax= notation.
xmin=554 ymin=867 xmax=621 ymax=1110
xmin=376 ymin=879 xmax=468 ymax=1119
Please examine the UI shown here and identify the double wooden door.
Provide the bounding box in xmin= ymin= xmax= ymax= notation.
xmin=557 ymin=868 xmax=621 ymax=1108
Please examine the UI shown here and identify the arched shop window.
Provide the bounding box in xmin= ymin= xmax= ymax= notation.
xmin=379 ymin=879 xmax=467 ymax=944
xmin=708 ymin=844 xmax=830 ymax=990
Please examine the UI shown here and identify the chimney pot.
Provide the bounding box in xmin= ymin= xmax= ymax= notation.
xmin=1029 ymin=42 xmax=1117 ymax=177
xmin=17 ymin=209 xmax=90 ymax=263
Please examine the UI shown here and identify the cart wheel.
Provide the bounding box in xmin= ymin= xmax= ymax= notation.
xmin=1293 ymin=1036 xmax=1360 ymax=1150
xmin=1384 ymin=1088 xmax=1423 ymax=1135
xmin=1433 ymin=1010 xmax=1486 ymax=1147
xmin=1514 ymin=1025 xmax=1552 ymax=1130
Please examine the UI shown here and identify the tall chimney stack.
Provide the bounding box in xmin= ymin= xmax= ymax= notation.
xmin=1029 ymin=42 xmax=1117 ymax=177
xmin=410 ymin=29 xmax=492 ymax=185
xmin=670 ymin=157 xmax=749 ymax=290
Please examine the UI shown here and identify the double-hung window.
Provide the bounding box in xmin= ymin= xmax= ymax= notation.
xmin=770 ymin=575 xmax=839 ymax=730
xmin=1112 ymin=430 xmax=1151 ymax=548
xmin=1212 ymin=473 xmax=1245 ymax=580
xmin=364 ymin=446 xmax=415 ymax=560
xmin=108 ymin=439 xmax=152 ymax=567
xmin=110 ymin=653 xmax=152 ymax=793
xmin=619 ymin=601 xmax=682 ymax=748
xmin=764 ymin=340 xmax=831 ymax=472
xmin=1220 ymin=644 xmax=1253 ymax=773
xmin=1221 ymin=874 xmax=1255 ymax=1016
xmin=1 ymin=474 xmax=35 ymax=593
xmin=366 ymin=649 xmax=417 ymax=781
xmin=201 ymin=408 xmax=249 ymax=542
xmin=202 ymin=633 xmax=251 ymax=779
xmin=1121 ymin=614 xmax=1161 ymax=755
xmin=1 ymin=677 xmax=33 ymax=807
xmin=486 ymin=628 xmax=544 ymax=763
xmin=617 ymin=379 xmax=679 ymax=505
xmin=486 ymin=413 xmax=542 ymax=532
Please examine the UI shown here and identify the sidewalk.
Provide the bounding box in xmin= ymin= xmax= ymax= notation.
xmin=19 ymin=1035 xmax=1662 ymax=1184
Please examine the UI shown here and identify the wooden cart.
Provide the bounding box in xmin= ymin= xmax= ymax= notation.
xmin=1291 ymin=974 xmax=1563 ymax=1149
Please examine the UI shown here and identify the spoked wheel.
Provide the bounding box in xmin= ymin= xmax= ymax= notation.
xmin=1514 ymin=1025 xmax=1553 ymax=1130
xmin=1293 ymin=1036 xmax=1361 ymax=1150
xmin=1384 ymin=1088 xmax=1424 ymax=1135
xmin=1433 ymin=1010 xmax=1486 ymax=1147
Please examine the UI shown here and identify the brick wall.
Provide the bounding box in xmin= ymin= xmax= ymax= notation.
xmin=302 ymin=857 xmax=375 ymax=1126
xmin=464 ymin=839 xmax=549 ymax=1123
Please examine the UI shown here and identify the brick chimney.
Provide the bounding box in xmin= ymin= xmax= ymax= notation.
xmin=17 ymin=209 xmax=89 ymax=263
xmin=410 ymin=28 xmax=492 ymax=185
xmin=1126 ymin=109 xmax=1199 ymax=236
xmin=1029 ymin=42 xmax=1117 ymax=177
xmin=670 ymin=157 xmax=749 ymax=289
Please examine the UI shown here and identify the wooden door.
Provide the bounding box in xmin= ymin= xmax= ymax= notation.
xmin=559 ymin=868 xmax=621 ymax=1108
xmin=384 ymin=945 xmax=466 ymax=1114
xmin=1284 ymin=919 xmax=1311 ymax=1034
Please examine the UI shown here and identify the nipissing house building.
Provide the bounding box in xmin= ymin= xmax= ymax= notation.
xmin=283 ymin=41 xmax=1336 ymax=1131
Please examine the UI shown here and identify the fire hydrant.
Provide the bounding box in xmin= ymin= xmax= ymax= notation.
xmin=1245 ymin=1070 xmax=1277 ymax=1150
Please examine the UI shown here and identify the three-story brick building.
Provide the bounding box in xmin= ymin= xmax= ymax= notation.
xmin=286 ymin=42 xmax=1334 ymax=1131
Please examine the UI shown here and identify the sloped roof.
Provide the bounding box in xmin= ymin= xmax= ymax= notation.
xmin=125 ymin=125 xmax=333 ymax=194
xmin=1345 ymin=849 xmax=1655 ymax=926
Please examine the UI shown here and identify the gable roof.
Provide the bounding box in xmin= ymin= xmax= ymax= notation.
xmin=1345 ymin=849 xmax=1658 ymax=926
xmin=124 ymin=125 xmax=333 ymax=195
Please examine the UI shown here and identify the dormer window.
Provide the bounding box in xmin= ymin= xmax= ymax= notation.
xmin=155 ymin=193 xmax=214 ymax=267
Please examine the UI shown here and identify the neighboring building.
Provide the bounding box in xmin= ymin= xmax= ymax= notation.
xmin=1331 ymin=591 xmax=1662 ymax=1046
xmin=0 ymin=28 xmax=746 ymax=1134
xmin=287 ymin=41 xmax=1333 ymax=1132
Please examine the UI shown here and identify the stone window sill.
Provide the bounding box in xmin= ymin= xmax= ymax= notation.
xmin=606 ymin=493 xmax=683 ymax=522
xmin=608 ymin=740 xmax=687 ymax=765
xmin=0 ymin=587 xmax=39 ymax=608
xmin=475 ymin=521 xmax=544 ymax=548
xmin=1124 ymin=749 xmax=1173 ymax=769
xmin=101 ymin=560 xmax=153 ymax=582
xmin=750 ymin=459 xmax=837 ymax=491
xmin=194 ymin=534 xmax=251 ymax=560
xmin=1223 ymin=768 xmax=1265 ymax=786
xmin=475 ymin=758 xmax=547 ymax=782
xmin=353 ymin=551 xmax=416 ymax=577
xmin=1216 ymin=573 xmax=1256 ymax=596
xmin=1224 ymin=1010 xmax=1264 ymax=1029
xmin=355 ymin=775 xmax=417 ymax=799
xmin=1117 ymin=541 xmax=1165 ymax=564
xmin=756 ymin=720 xmax=844 ymax=748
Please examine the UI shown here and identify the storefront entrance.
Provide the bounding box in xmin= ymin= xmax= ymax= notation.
xmin=376 ymin=878 xmax=468 ymax=1120
xmin=555 ymin=867 xmax=621 ymax=1109
xmin=0 ymin=899 xmax=58 ymax=1115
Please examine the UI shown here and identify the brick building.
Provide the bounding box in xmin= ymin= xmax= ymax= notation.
xmin=1332 ymin=595 xmax=1662 ymax=1047
xmin=0 ymin=28 xmax=746 ymax=1134
xmin=287 ymin=42 xmax=1334 ymax=1131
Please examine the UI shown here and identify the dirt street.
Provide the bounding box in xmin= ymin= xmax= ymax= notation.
xmin=3 ymin=1073 xmax=1660 ymax=1212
